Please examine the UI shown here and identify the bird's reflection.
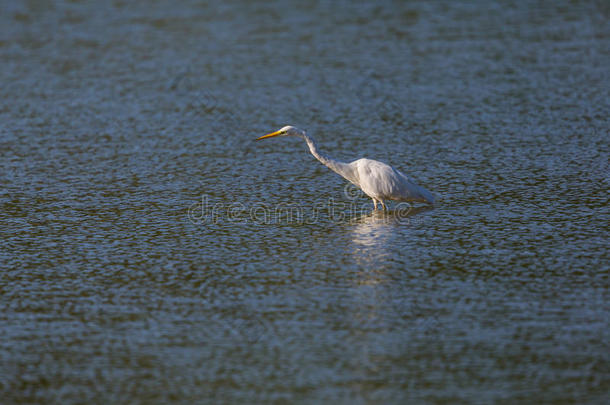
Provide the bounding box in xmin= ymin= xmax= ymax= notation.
xmin=350 ymin=205 xmax=432 ymax=277
xmin=341 ymin=204 xmax=434 ymax=372
xmin=350 ymin=205 xmax=432 ymax=246
xmin=351 ymin=205 xmax=432 ymax=226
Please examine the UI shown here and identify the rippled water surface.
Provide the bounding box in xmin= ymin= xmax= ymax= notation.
xmin=1 ymin=0 xmax=609 ymax=403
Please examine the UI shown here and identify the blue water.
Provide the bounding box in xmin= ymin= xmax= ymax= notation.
xmin=1 ymin=0 xmax=608 ymax=403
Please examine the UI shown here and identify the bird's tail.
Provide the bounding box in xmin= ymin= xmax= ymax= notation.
xmin=418 ymin=185 xmax=436 ymax=205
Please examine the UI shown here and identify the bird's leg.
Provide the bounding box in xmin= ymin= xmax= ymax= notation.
xmin=372 ymin=198 xmax=377 ymax=210
xmin=380 ymin=200 xmax=387 ymax=211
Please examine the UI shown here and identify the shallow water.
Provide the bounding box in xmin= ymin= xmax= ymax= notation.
xmin=1 ymin=0 xmax=609 ymax=403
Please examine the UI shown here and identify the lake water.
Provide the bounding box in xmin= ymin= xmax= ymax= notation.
xmin=1 ymin=0 xmax=608 ymax=403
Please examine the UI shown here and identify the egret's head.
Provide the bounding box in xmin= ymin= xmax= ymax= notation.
xmin=256 ymin=125 xmax=304 ymax=140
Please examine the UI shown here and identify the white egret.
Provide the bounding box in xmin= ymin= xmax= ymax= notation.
xmin=256 ymin=126 xmax=435 ymax=210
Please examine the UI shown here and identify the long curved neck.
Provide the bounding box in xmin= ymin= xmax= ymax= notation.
xmin=300 ymin=132 xmax=356 ymax=184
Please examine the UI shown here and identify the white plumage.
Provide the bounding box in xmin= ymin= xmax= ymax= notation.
xmin=256 ymin=126 xmax=435 ymax=210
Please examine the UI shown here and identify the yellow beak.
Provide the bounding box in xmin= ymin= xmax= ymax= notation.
xmin=256 ymin=130 xmax=282 ymax=140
